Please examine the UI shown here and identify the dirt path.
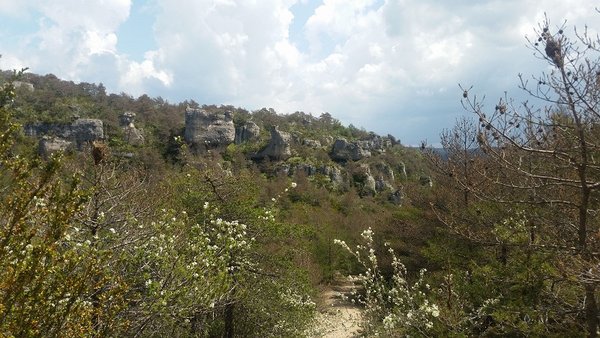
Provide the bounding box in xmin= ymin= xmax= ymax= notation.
xmin=308 ymin=273 xmax=364 ymax=338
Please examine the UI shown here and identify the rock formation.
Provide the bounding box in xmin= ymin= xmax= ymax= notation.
xmin=254 ymin=126 xmax=291 ymax=161
xmin=39 ymin=136 xmax=73 ymax=158
xmin=25 ymin=118 xmax=104 ymax=151
xmin=71 ymin=119 xmax=104 ymax=149
xmin=184 ymin=108 xmax=235 ymax=149
xmin=353 ymin=164 xmax=376 ymax=197
xmin=319 ymin=165 xmax=344 ymax=187
xmin=119 ymin=112 xmax=144 ymax=146
xmin=235 ymin=121 xmax=260 ymax=144
xmin=330 ymin=138 xmax=371 ymax=162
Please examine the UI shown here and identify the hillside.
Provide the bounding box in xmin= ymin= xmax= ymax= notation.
xmin=1 ymin=69 xmax=440 ymax=337
xmin=3 ymin=20 xmax=600 ymax=336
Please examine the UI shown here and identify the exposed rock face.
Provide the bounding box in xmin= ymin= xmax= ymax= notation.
xmin=39 ymin=136 xmax=73 ymax=158
xmin=375 ymin=162 xmax=395 ymax=182
xmin=319 ymin=165 xmax=344 ymax=187
xmin=292 ymin=163 xmax=317 ymax=176
xmin=331 ymin=138 xmax=371 ymax=161
xmin=71 ymin=119 xmax=104 ymax=148
xmin=235 ymin=121 xmax=260 ymax=144
xmin=184 ymin=108 xmax=235 ymax=148
xmin=358 ymin=133 xmax=393 ymax=155
xmin=254 ymin=126 xmax=291 ymax=160
xmin=353 ymin=164 xmax=376 ymax=196
xmin=25 ymin=118 xmax=104 ymax=150
xmin=120 ymin=112 xmax=144 ymax=146
xmin=363 ymin=175 xmax=377 ymax=196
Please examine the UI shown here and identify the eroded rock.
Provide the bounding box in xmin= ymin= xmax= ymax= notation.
xmin=184 ymin=108 xmax=235 ymax=148
xmin=331 ymin=138 xmax=371 ymax=161
xmin=254 ymin=126 xmax=291 ymax=161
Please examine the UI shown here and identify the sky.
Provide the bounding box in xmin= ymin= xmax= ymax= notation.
xmin=0 ymin=0 xmax=598 ymax=145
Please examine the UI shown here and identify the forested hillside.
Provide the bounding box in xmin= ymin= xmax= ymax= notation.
xmin=1 ymin=16 xmax=600 ymax=337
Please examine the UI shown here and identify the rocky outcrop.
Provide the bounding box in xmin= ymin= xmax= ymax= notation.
xmin=331 ymin=138 xmax=371 ymax=162
xmin=39 ymin=136 xmax=73 ymax=158
xmin=353 ymin=164 xmax=376 ymax=197
xmin=235 ymin=121 xmax=260 ymax=144
xmin=120 ymin=112 xmax=144 ymax=146
xmin=358 ymin=133 xmax=393 ymax=154
xmin=292 ymin=163 xmax=317 ymax=176
xmin=25 ymin=118 xmax=104 ymax=150
xmin=319 ymin=165 xmax=344 ymax=187
xmin=71 ymin=119 xmax=104 ymax=148
xmin=254 ymin=126 xmax=291 ymax=161
xmin=375 ymin=162 xmax=395 ymax=182
xmin=184 ymin=108 xmax=235 ymax=148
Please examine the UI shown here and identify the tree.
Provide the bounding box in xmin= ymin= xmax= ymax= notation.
xmin=431 ymin=15 xmax=600 ymax=336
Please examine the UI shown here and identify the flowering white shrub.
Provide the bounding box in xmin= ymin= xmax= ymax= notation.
xmin=335 ymin=228 xmax=439 ymax=336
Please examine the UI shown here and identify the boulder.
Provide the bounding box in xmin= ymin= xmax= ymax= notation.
xmin=254 ymin=126 xmax=291 ymax=161
xmin=331 ymin=138 xmax=371 ymax=161
xmin=235 ymin=121 xmax=260 ymax=144
xmin=184 ymin=108 xmax=235 ymax=148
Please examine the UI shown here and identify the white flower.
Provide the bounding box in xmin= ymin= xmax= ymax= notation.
xmin=109 ymin=228 xmax=116 ymax=234
xmin=291 ymin=182 xmax=297 ymax=188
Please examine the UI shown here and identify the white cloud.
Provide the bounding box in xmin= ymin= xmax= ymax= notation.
xmin=1 ymin=0 xmax=599 ymax=143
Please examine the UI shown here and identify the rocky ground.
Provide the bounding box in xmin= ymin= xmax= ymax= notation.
xmin=309 ymin=273 xmax=364 ymax=338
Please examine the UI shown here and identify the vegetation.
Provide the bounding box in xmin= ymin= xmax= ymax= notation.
xmin=2 ymin=13 xmax=600 ymax=338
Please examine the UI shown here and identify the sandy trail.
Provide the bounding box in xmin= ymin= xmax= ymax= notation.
xmin=309 ymin=273 xmax=364 ymax=338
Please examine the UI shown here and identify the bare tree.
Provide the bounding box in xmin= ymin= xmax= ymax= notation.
xmin=458 ymin=16 xmax=600 ymax=336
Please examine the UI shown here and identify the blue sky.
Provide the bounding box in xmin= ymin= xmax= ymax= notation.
xmin=0 ymin=0 xmax=598 ymax=145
